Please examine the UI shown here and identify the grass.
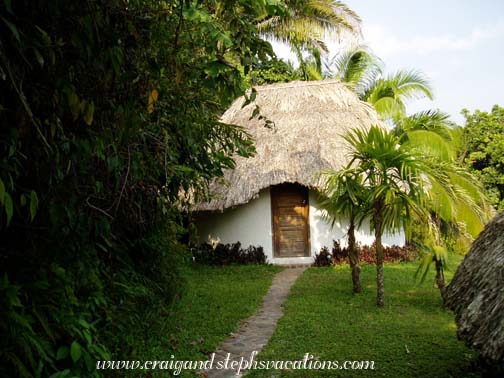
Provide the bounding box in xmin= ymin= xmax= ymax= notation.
xmin=130 ymin=264 xmax=282 ymax=377
xmin=246 ymin=256 xmax=480 ymax=378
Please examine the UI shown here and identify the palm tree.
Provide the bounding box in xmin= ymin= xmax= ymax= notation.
xmin=293 ymin=44 xmax=323 ymax=80
xmin=415 ymin=244 xmax=449 ymax=295
xmin=326 ymin=47 xmax=492 ymax=297
xmin=396 ymin=111 xmax=492 ymax=238
xmin=364 ymin=70 xmax=433 ymax=120
xmin=324 ymin=45 xmax=382 ymax=97
xmin=394 ymin=111 xmax=491 ymax=296
xmin=343 ymin=126 xmax=443 ymax=307
xmin=257 ymin=0 xmax=361 ymax=52
xmin=320 ymin=168 xmax=366 ymax=293
xmin=330 ymin=47 xmax=490 ymax=239
xmin=325 ymin=46 xmax=433 ymax=121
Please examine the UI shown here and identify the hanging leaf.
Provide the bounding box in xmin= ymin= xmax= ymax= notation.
xmin=56 ymin=346 xmax=69 ymax=361
xmin=30 ymin=191 xmax=39 ymax=221
xmin=34 ymin=48 xmax=44 ymax=67
xmin=147 ymin=89 xmax=159 ymax=114
xmin=4 ymin=0 xmax=13 ymax=14
xmin=83 ymin=101 xmax=95 ymax=126
xmin=0 ymin=179 xmax=5 ymax=205
xmin=1 ymin=17 xmax=20 ymax=42
xmin=67 ymin=91 xmax=80 ymax=120
xmin=4 ymin=192 xmax=13 ymax=225
xmin=70 ymin=341 xmax=82 ymax=362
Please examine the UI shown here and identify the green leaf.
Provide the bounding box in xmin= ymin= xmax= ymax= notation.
xmin=56 ymin=346 xmax=69 ymax=360
xmin=78 ymin=319 xmax=91 ymax=329
xmin=70 ymin=341 xmax=82 ymax=362
xmin=4 ymin=192 xmax=13 ymax=225
xmin=30 ymin=191 xmax=39 ymax=221
xmin=4 ymin=0 xmax=13 ymax=14
xmin=0 ymin=179 xmax=5 ymax=205
xmin=1 ymin=17 xmax=20 ymax=42
xmin=83 ymin=330 xmax=92 ymax=344
xmin=83 ymin=101 xmax=94 ymax=126
xmin=67 ymin=91 xmax=80 ymax=120
xmin=34 ymin=49 xmax=44 ymax=67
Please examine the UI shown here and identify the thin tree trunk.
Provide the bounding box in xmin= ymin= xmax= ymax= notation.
xmin=435 ymin=259 xmax=446 ymax=301
xmin=347 ymin=216 xmax=361 ymax=294
xmin=374 ymin=214 xmax=385 ymax=307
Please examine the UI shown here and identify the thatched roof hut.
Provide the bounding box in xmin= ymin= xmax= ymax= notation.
xmin=444 ymin=210 xmax=504 ymax=361
xmin=196 ymin=80 xmax=381 ymax=212
xmin=194 ymin=80 xmax=403 ymax=265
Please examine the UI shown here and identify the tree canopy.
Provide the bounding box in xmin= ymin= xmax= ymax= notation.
xmin=461 ymin=105 xmax=504 ymax=210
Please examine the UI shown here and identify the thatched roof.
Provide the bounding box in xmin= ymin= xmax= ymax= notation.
xmin=444 ymin=210 xmax=504 ymax=361
xmin=196 ymin=80 xmax=381 ymax=211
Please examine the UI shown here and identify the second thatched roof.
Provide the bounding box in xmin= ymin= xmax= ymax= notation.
xmin=196 ymin=80 xmax=381 ymax=211
xmin=444 ymin=210 xmax=504 ymax=362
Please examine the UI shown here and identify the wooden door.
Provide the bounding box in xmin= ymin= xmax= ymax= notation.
xmin=271 ymin=183 xmax=310 ymax=257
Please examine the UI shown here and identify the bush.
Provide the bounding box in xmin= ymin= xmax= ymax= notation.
xmin=193 ymin=242 xmax=267 ymax=265
xmin=313 ymin=241 xmax=418 ymax=266
xmin=331 ymin=240 xmax=348 ymax=264
xmin=359 ymin=244 xmax=418 ymax=264
xmin=313 ymin=246 xmax=333 ymax=267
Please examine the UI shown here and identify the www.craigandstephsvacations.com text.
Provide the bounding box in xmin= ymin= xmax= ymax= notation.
xmin=96 ymin=352 xmax=375 ymax=375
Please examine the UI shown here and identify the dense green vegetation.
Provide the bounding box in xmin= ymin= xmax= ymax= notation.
xmin=247 ymin=259 xmax=479 ymax=378
xmin=461 ymin=105 xmax=504 ymax=210
xmin=0 ymin=0 xmax=335 ymax=376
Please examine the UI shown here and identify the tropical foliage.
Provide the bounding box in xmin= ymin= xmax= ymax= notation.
xmin=395 ymin=111 xmax=491 ymax=238
xmin=325 ymin=45 xmax=433 ymax=120
xmin=257 ymin=0 xmax=361 ymax=52
xmin=340 ymin=126 xmax=434 ymax=306
xmin=320 ymin=169 xmax=366 ymax=293
xmin=460 ymin=105 xmax=504 ymax=210
xmin=325 ymin=44 xmax=492 ymax=261
xmin=1 ymin=0 xmax=336 ymax=376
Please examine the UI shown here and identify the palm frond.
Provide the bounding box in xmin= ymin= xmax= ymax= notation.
xmin=258 ymin=0 xmax=361 ymax=48
xmin=397 ymin=110 xmax=452 ymax=140
xmin=386 ymin=69 xmax=434 ymax=101
xmin=325 ymin=45 xmax=382 ymax=96
xmin=415 ymin=245 xmax=448 ymax=284
xmin=404 ymin=130 xmax=455 ymax=161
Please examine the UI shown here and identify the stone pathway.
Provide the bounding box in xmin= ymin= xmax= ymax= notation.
xmin=203 ymin=267 xmax=307 ymax=378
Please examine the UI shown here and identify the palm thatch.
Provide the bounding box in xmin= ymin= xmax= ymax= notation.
xmin=444 ymin=210 xmax=504 ymax=362
xmin=195 ymin=80 xmax=381 ymax=211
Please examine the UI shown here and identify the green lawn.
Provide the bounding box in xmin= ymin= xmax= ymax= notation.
xmin=246 ymin=258 xmax=479 ymax=378
xmin=131 ymin=264 xmax=282 ymax=377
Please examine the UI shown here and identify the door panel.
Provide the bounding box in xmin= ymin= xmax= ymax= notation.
xmin=271 ymin=184 xmax=310 ymax=258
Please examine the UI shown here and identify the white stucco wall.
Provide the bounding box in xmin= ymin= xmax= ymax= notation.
xmin=195 ymin=188 xmax=274 ymax=260
xmin=195 ymin=187 xmax=406 ymax=265
xmin=308 ymin=191 xmax=406 ymax=254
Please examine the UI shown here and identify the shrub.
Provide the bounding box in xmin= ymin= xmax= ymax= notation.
xmin=359 ymin=244 xmax=418 ymax=264
xmin=331 ymin=240 xmax=348 ymax=264
xmin=192 ymin=242 xmax=267 ymax=265
xmin=313 ymin=246 xmax=333 ymax=267
xmin=313 ymin=241 xmax=418 ymax=266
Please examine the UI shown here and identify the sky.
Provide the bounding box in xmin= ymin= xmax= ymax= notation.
xmin=273 ymin=0 xmax=504 ymax=125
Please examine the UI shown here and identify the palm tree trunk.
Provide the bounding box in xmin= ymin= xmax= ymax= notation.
xmin=375 ymin=214 xmax=385 ymax=307
xmin=435 ymin=259 xmax=446 ymax=300
xmin=347 ymin=216 xmax=361 ymax=294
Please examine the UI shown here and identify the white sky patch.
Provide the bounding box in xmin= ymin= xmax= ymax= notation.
xmin=362 ymin=19 xmax=504 ymax=56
